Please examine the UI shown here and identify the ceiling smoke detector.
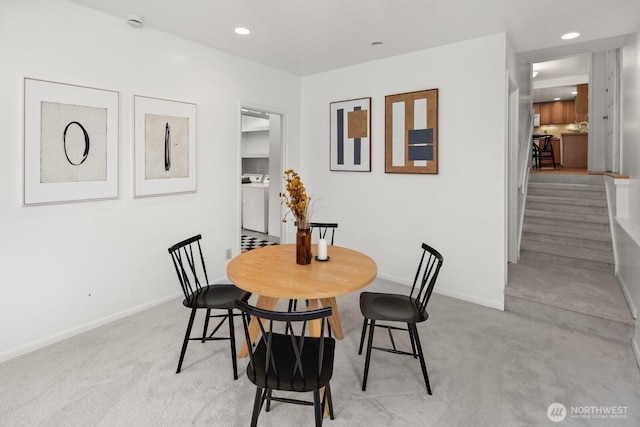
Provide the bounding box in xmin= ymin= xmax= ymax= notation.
xmin=126 ymin=14 xmax=143 ymax=28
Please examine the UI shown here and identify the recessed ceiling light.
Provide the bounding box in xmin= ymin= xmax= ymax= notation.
xmin=561 ymin=32 xmax=580 ymax=40
xmin=571 ymin=91 xmax=578 ymax=95
xmin=235 ymin=27 xmax=251 ymax=35
xmin=554 ymin=97 xmax=561 ymax=101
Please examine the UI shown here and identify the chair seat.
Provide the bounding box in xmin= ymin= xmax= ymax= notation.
xmin=359 ymin=292 xmax=429 ymax=323
xmin=182 ymin=284 xmax=248 ymax=309
xmin=247 ymin=333 xmax=335 ymax=392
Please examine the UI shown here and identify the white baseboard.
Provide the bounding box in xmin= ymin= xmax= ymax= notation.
xmin=376 ymin=272 xmax=504 ymax=311
xmin=616 ymin=271 xmax=638 ymax=319
xmin=0 ymin=292 xmax=182 ymax=364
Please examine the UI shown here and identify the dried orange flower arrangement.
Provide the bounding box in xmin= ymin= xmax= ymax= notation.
xmin=281 ymin=169 xmax=312 ymax=230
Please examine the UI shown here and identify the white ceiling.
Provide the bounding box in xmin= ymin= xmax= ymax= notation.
xmin=532 ymin=55 xmax=590 ymax=103
xmin=69 ymin=0 xmax=640 ymax=77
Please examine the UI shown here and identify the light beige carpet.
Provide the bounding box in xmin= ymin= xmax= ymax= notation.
xmin=1 ymin=278 xmax=639 ymax=426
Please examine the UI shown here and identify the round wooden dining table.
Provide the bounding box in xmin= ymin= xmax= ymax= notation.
xmin=227 ymin=243 xmax=377 ymax=358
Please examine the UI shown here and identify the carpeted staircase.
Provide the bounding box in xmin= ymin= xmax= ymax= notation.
xmin=507 ymin=173 xmax=634 ymax=343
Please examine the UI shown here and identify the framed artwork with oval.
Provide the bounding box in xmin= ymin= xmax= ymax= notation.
xmin=133 ymin=95 xmax=197 ymax=197
xmin=23 ymin=78 xmax=119 ymax=205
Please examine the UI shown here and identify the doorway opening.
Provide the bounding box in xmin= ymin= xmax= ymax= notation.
xmin=531 ymin=49 xmax=621 ymax=174
xmin=532 ymin=54 xmax=590 ymax=173
xmin=239 ymin=106 xmax=285 ymax=252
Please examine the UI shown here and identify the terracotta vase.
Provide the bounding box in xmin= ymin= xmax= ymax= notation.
xmin=296 ymin=228 xmax=312 ymax=265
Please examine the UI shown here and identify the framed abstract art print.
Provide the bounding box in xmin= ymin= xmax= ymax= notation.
xmin=23 ymin=78 xmax=119 ymax=205
xmin=330 ymin=97 xmax=371 ymax=171
xmin=133 ymin=95 xmax=197 ymax=197
xmin=385 ymin=89 xmax=438 ymax=174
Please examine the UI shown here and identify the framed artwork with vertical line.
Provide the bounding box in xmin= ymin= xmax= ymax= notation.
xmin=330 ymin=97 xmax=371 ymax=171
xmin=385 ymin=89 xmax=438 ymax=174
xmin=134 ymin=95 xmax=197 ymax=197
xmin=23 ymin=78 xmax=119 ymax=205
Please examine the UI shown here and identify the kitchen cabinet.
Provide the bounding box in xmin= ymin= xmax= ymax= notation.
xmin=551 ymin=101 xmax=564 ymax=124
xmin=539 ymin=102 xmax=551 ymax=125
xmin=562 ymin=133 xmax=588 ymax=168
xmin=563 ymin=100 xmax=576 ymax=124
xmin=533 ymin=100 xmax=576 ymax=125
xmin=576 ymin=84 xmax=588 ymax=115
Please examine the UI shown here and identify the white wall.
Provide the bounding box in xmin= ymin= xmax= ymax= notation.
xmin=0 ymin=0 xmax=301 ymax=361
xmin=620 ymin=31 xmax=640 ymax=362
xmin=300 ymin=34 xmax=508 ymax=309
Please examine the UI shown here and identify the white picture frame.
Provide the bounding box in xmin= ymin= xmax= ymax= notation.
xmin=134 ymin=95 xmax=197 ymax=197
xmin=23 ymin=78 xmax=119 ymax=205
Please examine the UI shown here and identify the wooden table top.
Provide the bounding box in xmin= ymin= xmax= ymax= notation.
xmin=227 ymin=244 xmax=377 ymax=299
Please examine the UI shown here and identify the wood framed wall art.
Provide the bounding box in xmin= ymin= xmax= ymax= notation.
xmin=385 ymin=88 xmax=438 ymax=174
xmin=330 ymin=97 xmax=371 ymax=171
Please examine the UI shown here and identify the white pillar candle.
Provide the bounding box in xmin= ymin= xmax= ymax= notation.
xmin=317 ymin=238 xmax=328 ymax=260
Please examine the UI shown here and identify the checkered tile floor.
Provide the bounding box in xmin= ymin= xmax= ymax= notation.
xmin=241 ymin=235 xmax=278 ymax=252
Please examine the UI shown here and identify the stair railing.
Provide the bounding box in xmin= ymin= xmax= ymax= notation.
xmin=515 ymin=111 xmax=535 ymax=260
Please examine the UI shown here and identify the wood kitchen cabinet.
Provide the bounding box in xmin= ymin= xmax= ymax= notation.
xmin=576 ymin=84 xmax=588 ymax=115
xmin=562 ymin=133 xmax=588 ymax=168
xmin=538 ymin=102 xmax=551 ymax=125
xmin=533 ymin=100 xmax=577 ymax=125
xmin=563 ymin=100 xmax=575 ymax=123
xmin=551 ymin=101 xmax=564 ymax=124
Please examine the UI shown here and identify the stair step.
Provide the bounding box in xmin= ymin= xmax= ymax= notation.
xmin=522 ymin=222 xmax=611 ymax=242
xmin=506 ymin=259 xmax=634 ymax=343
xmin=528 ymin=174 xmax=604 ymax=185
xmin=524 ymin=209 xmax=609 ymax=226
xmin=520 ymin=250 xmax=613 ymax=272
xmin=528 ymin=183 xmax=605 ymax=200
xmin=526 ymin=194 xmax=607 ymax=208
xmin=522 ymin=231 xmax=612 ymax=251
xmin=521 ymin=239 xmax=614 ymax=264
xmin=505 ymin=295 xmax=633 ymax=343
xmin=526 ymin=200 xmax=607 ymax=216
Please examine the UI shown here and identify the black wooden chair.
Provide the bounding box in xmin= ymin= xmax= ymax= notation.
xmin=235 ymin=300 xmax=335 ymax=427
xmin=358 ymin=242 xmax=444 ymax=395
xmin=533 ymin=135 xmax=556 ymax=169
xmin=168 ymin=234 xmax=250 ymax=379
xmin=310 ymin=222 xmax=338 ymax=246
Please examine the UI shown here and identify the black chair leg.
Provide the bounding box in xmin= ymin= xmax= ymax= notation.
xmin=325 ymin=383 xmax=335 ymax=420
xmin=362 ymin=319 xmax=376 ymax=391
xmin=227 ymin=309 xmax=238 ymax=380
xmin=250 ymin=387 xmax=263 ymax=427
xmin=202 ymin=308 xmax=211 ymax=343
xmin=358 ymin=318 xmax=368 ymax=355
xmin=410 ymin=323 xmax=432 ymax=395
xmin=265 ymin=389 xmax=273 ymax=412
xmin=313 ymin=389 xmax=323 ymax=427
xmin=177 ymin=308 xmax=197 ymax=374
xmin=408 ymin=326 xmax=418 ymax=359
